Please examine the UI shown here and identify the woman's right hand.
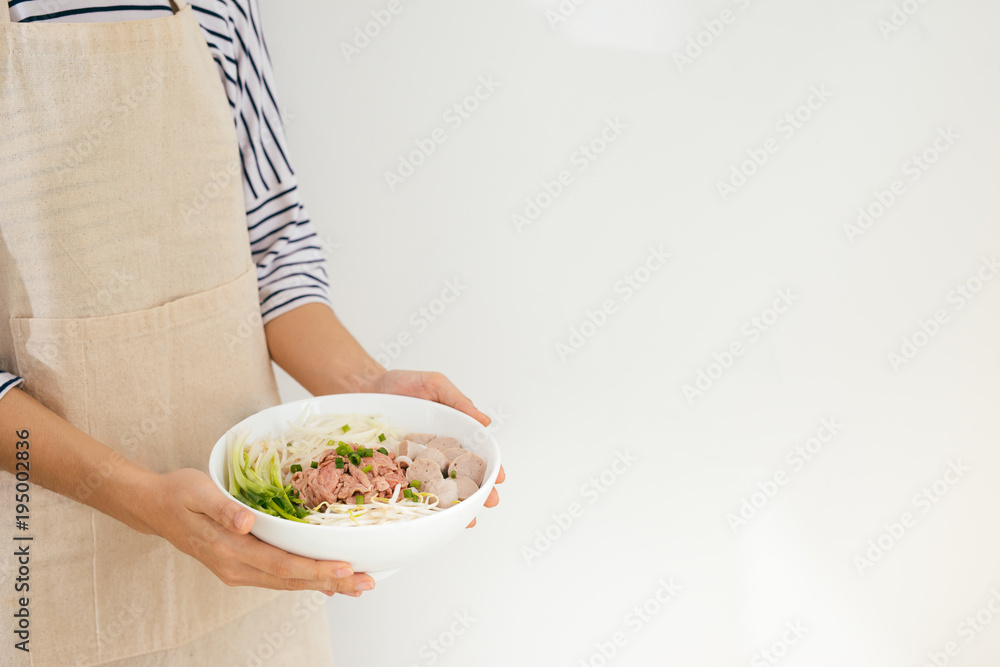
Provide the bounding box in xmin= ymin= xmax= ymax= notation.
xmin=143 ymin=468 xmax=375 ymax=597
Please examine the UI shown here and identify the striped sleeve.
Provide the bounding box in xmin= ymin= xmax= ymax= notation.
xmin=196 ymin=0 xmax=332 ymax=323
xmin=0 ymin=373 xmax=23 ymax=401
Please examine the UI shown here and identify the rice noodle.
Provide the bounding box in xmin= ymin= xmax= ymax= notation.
xmin=229 ymin=408 xmax=445 ymax=526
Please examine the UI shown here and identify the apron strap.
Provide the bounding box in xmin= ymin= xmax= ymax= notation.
xmin=169 ymin=0 xmax=188 ymax=13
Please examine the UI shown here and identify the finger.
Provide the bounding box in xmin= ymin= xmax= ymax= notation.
xmin=236 ymin=533 xmax=358 ymax=586
xmin=230 ymin=566 xmax=374 ymax=594
xmin=194 ymin=481 xmax=255 ymax=534
xmin=496 ymin=465 xmax=506 ymax=484
xmin=426 ymin=373 xmax=491 ymax=427
xmin=484 ymin=487 xmax=499 ymax=508
xmin=466 ymin=517 xmax=477 ymax=528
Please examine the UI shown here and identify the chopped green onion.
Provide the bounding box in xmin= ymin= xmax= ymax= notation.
xmin=450 ymin=470 xmax=457 ymax=479
xmin=355 ymin=495 xmax=363 ymax=505
xmin=334 ymin=457 xmax=345 ymax=469
xmin=341 ymin=424 xmax=351 ymax=433
xmin=310 ymin=461 xmax=318 ymax=469
xmin=290 ymin=464 xmax=302 ymax=473
xmin=377 ymin=447 xmax=389 ymax=456
xmin=362 ymin=465 xmax=373 ymax=473
xmin=285 ymin=442 xmax=292 ymax=447
xmin=403 ymin=489 xmax=413 ymax=499
xmin=378 ymin=433 xmax=386 ymax=442
xmin=336 ymin=443 xmax=352 ymax=456
xmin=327 ymin=440 xmax=336 ymax=447
xmin=410 ymin=480 xmax=421 ymax=489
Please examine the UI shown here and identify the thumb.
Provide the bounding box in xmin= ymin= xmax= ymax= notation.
xmin=431 ymin=376 xmax=491 ymax=427
xmin=199 ymin=484 xmax=254 ymax=534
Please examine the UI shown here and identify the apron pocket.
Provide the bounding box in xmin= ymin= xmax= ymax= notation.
xmin=7 ymin=265 xmax=282 ymax=665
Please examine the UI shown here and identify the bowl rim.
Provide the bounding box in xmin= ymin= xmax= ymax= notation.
xmin=208 ymin=393 xmax=502 ymax=533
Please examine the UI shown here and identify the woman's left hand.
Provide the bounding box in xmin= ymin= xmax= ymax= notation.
xmin=357 ymin=369 xmax=505 ymax=527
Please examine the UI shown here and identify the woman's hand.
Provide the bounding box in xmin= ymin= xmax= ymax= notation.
xmin=144 ymin=468 xmax=375 ymax=597
xmin=262 ymin=305 xmax=505 ymax=528
xmin=357 ymin=369 xmax=506 ymax=527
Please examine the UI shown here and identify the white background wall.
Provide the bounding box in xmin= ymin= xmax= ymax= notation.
xmin=259 ymin=1 xmax=1000 ymax=665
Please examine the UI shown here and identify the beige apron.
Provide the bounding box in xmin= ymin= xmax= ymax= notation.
xmin=0 ymin=3 xmax=332 ymax=665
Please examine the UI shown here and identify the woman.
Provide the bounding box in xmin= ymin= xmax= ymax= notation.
xmin=0 ymin=1 xmax=503 ymax=664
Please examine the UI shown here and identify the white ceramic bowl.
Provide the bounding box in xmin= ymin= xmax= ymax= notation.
xmin=208 ymin=393 xmax=501 ymax=580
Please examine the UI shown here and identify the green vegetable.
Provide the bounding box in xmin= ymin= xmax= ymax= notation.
xmin=378 ymin=433 xmax=386 ymax=442
xmin=310 ymin=461 xmax=318 ymax=469
xmin=409 ymin=480 xmax=421 ymax=489
xmin=450 ymin=470 xmax=457 ymax=479
xmin=228 ymin=434 xmax=307 ymax=523
xmin=336 ymin=443 xmax=352 ymax=456
xmin=362 ymin=465 xmax=373 ymax=473
xmin=355 ymin=495 xmax=364 ymax=506
xmin=334 ymin=457 xmax=345 ymax=469
xmin=290 ymin=464 xmax=302 ymax=473
xmin=341 ymin=424 xmax=351 ymax=433
xmin=377 ymin=447 xmax=388 ymax=456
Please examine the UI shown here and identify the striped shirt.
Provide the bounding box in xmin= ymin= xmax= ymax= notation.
xmin=0 ymin=0 xmax=331 ymax=401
